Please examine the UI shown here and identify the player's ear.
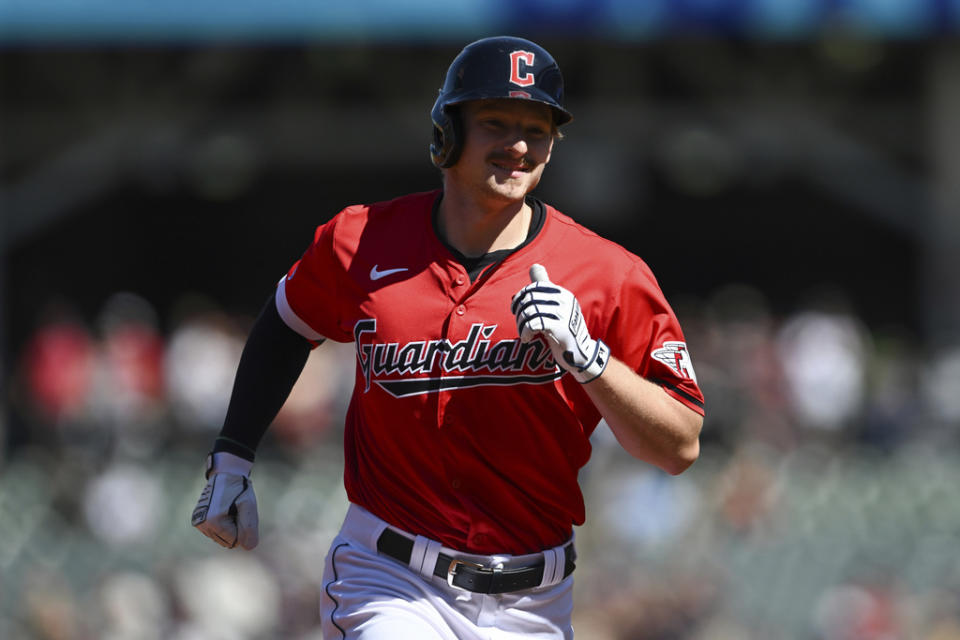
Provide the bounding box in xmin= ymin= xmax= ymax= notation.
xmin=544 ymin=136 xmax=555 ymax=165
xmin=544 ymin=120 xmax=564 ymax=164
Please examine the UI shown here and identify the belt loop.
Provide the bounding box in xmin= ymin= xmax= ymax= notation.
xmin=410 ymin=535 xmax=443 ymax=579
xmin=539 ymin=547 xmax=561 ymax=588
xmin=539 ymin=541 xmax=572 ymax=588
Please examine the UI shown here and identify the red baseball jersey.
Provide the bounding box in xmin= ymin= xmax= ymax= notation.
xmin=276 ymin=189 xmax=704 ymax=554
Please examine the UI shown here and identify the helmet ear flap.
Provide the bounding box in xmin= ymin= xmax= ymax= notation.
xmin=430 ymin=103 xmax=462 ymax=169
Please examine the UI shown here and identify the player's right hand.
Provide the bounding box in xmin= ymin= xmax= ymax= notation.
xmin=191 ymin=452 xmax=259 ymax=550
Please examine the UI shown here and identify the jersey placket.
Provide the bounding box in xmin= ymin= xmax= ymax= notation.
xmin=435 ymin=260 xmax=497 ymax=548
xmin=435 ymin=261 xmax=474 ymax=427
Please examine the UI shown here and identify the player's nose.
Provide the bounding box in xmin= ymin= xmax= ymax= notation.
xmin=504 ymin=131 xmax=528 ymax=156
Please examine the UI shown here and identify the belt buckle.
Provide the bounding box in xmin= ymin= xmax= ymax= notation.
xmin=447 ymin=557 xmax=487 ymax=589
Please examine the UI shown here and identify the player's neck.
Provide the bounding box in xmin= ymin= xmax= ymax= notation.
xmin=437 ymin=191 xmax=531 ymax=258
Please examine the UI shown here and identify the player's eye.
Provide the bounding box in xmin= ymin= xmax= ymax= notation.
xmin=526 ymin=126 xmax=549 ymax=139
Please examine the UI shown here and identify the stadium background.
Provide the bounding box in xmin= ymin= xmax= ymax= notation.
xmin=2 ymin=2 xmax=960 ymax=638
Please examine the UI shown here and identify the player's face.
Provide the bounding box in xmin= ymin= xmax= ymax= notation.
xmin=449 ymin=99 xmax=555 ymax=205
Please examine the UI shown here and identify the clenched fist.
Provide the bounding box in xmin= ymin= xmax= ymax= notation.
xmin=191 ymin=452 xmax=259 ymax=550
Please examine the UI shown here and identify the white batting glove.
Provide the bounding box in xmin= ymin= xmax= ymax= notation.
xmin=511 ymin=264 xmax=610 ymax=384
xmin=191 ymin=452 xmax=259 ymax=550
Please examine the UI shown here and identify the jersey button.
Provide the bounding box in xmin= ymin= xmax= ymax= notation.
xmin=456 ymin=305 xmax=466 ymax=315
xmin=455 ymin=275 xmax=465 ymax=286
xmin=451 ymin=478 xmax=462 ymax=489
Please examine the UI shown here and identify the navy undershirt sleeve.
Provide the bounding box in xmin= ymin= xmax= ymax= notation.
xmin=211 ymin=293 xmax=315 ymax=461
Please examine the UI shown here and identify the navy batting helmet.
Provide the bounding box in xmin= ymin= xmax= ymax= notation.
xmin=430 ymin=36 xmax=573 ymax=169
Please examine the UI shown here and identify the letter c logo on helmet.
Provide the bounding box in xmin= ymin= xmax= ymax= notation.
xmin=509 ymin=50 xmax=536 ymax=87
xmin=430 ymin=36 xmax=573 ymax=169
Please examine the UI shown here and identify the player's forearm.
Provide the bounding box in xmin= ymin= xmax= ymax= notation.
xmin=213 ymin=294 xmax=314 ymax=460
xmin=583 ymin=357 xmax=702 ymax=475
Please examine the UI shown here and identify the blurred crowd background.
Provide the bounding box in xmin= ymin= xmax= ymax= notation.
xmin=3 ymin=2 xmax=960 ymax=639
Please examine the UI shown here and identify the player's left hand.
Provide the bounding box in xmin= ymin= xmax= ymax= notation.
xmin=511 ymin=264 xmax=610 ymax=383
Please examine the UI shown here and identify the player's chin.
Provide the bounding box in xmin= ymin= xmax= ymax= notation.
xmin=488 ymin=175 xmax=540 ymax=200
xmin=486 ymin=186 xmax=529 ymax=205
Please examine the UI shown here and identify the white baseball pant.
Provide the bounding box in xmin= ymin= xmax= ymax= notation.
xmin=320 ymin=504 xmax=575 ymax=639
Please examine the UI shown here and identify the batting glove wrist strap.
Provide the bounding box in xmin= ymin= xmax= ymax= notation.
xmin=577 ymin=339 xmax=611 ymax=384
xmin=511 ymin=264 xmax=611 ymax=384
xmin=191 ymin=453 xmax=259 ymax=550
xmin=206 ymin=451 xmax=253 ymax=479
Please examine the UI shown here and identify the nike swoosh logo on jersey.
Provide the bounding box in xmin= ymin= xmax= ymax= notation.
xmin=370 ymin=265 xmax=409 ymax=281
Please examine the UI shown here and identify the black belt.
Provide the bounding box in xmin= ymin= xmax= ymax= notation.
xmin=376 ymin=527 xmax=575 ymax=594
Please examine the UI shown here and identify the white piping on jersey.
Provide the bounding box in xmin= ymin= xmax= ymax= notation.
xmin=275 ymin=277 xmax=326 ymax=342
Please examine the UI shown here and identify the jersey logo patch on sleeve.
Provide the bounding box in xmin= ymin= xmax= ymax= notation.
xmin=651 ymin=341 xmax=698 ymax=383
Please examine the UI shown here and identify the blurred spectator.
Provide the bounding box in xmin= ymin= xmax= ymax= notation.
xmin=93 ymin=293 xmax=166 ymax=421
xmin=271 ymin=341 xmax=354 ymax=453
xmin=926 ymin=620 xmax=960 ymax=640
xmin=90 ymin=292 xmax=168 ymax=455
xmin=922 ymin=345 xmax=960 ymax=425
xmin=97 ymin=570 xmax=171 ymax=640
xmin=712 ymin=285 xmax=787 ymax=417
xmin=82 ymin=463 xmax=165 ymax=547
xmin=21 ymin=568 xmax=83 ymax=640
xmin=593 ymin=572 xmax=720 ymax=640
xmin=20 ymin=303 xmax=96 ymax=427
xmin=693 ymin=283 xmax=797 ymax=451
xmin=859 ymin=328 xmax=921 ymax=450
xmin=172 ymin=554 xmax=281 ymax=639
xmin=596 ymin=459 xmax=702 ymax=548
xmin=812 ymin=579 xmax=902 ymax=640
xmin=920 ymin=588 xmax=960 ymax=640
xmin=164 ymin=295 xmax=245 ymax=432
xmin=776 ymin=303 xmax=871 ymax=432
xmin=714 ymin=442 xmax=781 ymax=535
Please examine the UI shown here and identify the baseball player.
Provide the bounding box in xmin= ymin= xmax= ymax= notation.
xmin=191 ymin=36 xmax=704 ymax=639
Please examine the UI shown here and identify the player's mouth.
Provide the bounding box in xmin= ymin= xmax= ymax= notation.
xmin=489 ymin=156 xmax=532 ymax=175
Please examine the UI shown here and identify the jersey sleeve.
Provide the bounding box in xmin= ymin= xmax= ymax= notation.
xmin=275 ymin=214 xmax=353 ymax=344
xmin=606 ymin=260 xmax=705 ymax=416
